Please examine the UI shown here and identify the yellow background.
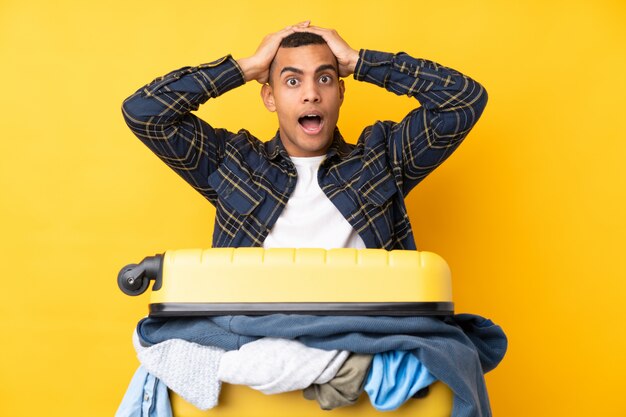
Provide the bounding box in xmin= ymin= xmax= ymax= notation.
xmin=1 ymin=0 xmax=624 ymax=416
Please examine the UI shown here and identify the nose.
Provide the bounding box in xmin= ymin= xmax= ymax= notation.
xmin=302 ymin=81 xmax=321 ymax=103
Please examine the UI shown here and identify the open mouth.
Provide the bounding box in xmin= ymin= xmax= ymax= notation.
xmin=298 ymin=114 xmax=324 ymax=135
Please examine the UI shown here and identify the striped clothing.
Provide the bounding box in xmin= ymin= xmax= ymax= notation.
xmin=121 ymin=50 xmax=487 ymax=249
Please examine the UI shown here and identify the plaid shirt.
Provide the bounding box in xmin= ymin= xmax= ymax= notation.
xmin=122 ymin=50 xmax=487 ymax=249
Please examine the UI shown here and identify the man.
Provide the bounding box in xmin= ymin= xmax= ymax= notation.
xmin=118 ymin=25 xmax=504 ymax=416
xmin=122 ymin=22 xmax=487 ymax=249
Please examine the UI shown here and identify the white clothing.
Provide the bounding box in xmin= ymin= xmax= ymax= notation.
xmin=133 ymin=330 xmax=224 ymax=410
xmin=263 ymin=156 xmax=366 ymax=249
xmin=217 ymin=337 xmax=350 ymax=395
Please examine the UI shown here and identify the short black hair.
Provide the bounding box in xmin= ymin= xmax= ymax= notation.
xmin=279 ymin=32 xmax=327 ymax=48
xmin=268 ymin=32 xmax=333 ymax=85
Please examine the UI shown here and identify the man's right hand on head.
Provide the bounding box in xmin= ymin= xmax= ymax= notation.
xmin=237 ymin=21 xmax=311 ymax=84
xmin=292 ymin=25 xmax=359 ymax=78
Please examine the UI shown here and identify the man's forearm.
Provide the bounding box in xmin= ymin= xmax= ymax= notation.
xmin=236 ymin=57 xmax=264 ymax=83
xmin=120 ymin=55 xmax=246 ymax=200
xmin=353 ymin=49 xmax=488 ymax=194
xmin=121 ymin=55 xmax=245 ymax=132
xmin=354 ymin=49 xmax=487 ymax=135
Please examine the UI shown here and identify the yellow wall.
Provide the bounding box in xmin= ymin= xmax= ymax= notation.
xmin=1 ymin=1 xmax=624 ymax=416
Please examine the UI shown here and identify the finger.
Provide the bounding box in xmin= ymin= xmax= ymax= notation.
xmin=281 ymin=21 xmax=309 ymax=33
xmin=293 ymin=26 xmax=337 ymax=44
xmin=293 ymin=23 xmax=325 ymax=30
xmin=269 ymin=26 xmax=296 ymax=42
xmin=292 ymin=25 xmax=330 ymax=35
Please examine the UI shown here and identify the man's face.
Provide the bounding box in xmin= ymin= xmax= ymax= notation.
xmin=262 ymin=44 xmax=345 ymax=157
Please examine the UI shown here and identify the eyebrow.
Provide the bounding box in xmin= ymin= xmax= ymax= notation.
xmin=280 ymin=64 xmax=338 ymax=76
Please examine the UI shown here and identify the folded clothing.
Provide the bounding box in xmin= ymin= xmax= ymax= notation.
xmin=133 ymin=331 xmax=224 ymax=410
xmin=218 ymin=337 xmax=349 ymax=394
xmin=364 ymin=350 xmax=437 ymax=411
xmin=303 ymin=353 xmax=373 ymax=410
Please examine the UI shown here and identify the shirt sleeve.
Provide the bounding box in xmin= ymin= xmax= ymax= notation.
xmin=121 ymin=55 xmax=246 ymax=203
xmin=354 ymin=49 xmax=488 ymax=195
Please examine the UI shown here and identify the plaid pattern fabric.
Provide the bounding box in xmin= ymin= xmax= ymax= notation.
xmin=122 ymin=50 xmax=487 ymax=249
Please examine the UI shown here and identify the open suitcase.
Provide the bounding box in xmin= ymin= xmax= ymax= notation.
xmin=119 ymin=248 xmax=455 ymax=416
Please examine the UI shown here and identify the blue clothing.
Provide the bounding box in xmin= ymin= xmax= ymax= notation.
xmin=137 ymin=313 xmax=507 ymax=417
xmin=364 ymin=351 xmax=437 ymax=411
xmin=121 ymin=50 xmax=488 ymax=249
xmin=115 ymin=366 xmax=172 ymax=417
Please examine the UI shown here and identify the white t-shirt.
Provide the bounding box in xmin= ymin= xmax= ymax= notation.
xmin=263 ymin=156 xmax=366 ymax=249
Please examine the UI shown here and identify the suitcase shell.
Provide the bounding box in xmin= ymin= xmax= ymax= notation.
xmin=148 ymin=248 xmax=454 ymax=317
xmin=123 ymin=248 xmax=455 ymax=416
xmin=170 ymin=381 xmax=453 ymax=417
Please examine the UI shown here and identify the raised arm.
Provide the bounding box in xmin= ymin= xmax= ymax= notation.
xmin=121 ymin=23 xmax=309 ymax=202
xmin=295 ymin=25 xmax=488 ymax=195
xmin=121 ymin=56 xmax=245 ymax=203
xmin=353 ymin=49 xmax=488 ymax=194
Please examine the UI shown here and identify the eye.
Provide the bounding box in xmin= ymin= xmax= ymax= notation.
xmin=286 ymin=78 xmax=299 ymax=87
xmin=319 ymin=75 xmax=332 ymax=84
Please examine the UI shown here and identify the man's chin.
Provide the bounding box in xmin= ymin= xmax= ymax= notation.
xmin=279 ymin=127 xmax=334 ymax=157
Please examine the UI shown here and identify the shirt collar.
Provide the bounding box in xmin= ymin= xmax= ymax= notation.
xmin=266 ymin=131 xmax=291 ymax=161
xmin=265 ymin=128 xmax=351 ymax=161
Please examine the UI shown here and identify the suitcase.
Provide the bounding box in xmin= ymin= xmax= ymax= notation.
xmin=119 ymin=248 xmax=455 ymax=416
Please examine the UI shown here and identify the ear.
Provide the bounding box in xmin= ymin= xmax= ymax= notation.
xmin=261 ymin=83 xmax=276 ymax=112
xmin=339 ymin=79 xmax=345 ymax=103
